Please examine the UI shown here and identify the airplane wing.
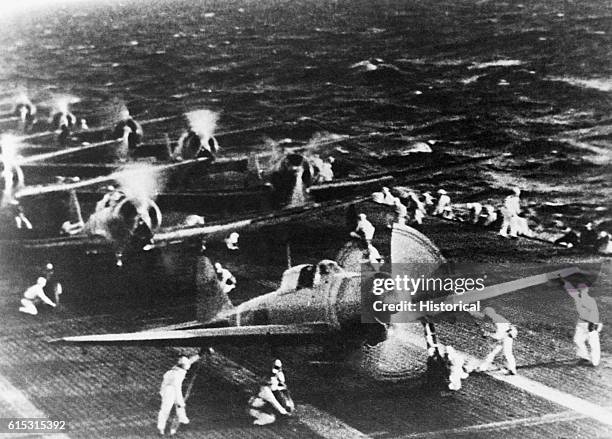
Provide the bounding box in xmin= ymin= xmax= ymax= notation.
xmin=0 ymin=234 xmax=110 ymax=250
xmin=15 ymin=157 xmax=213 ymax=198
xmin=52 ymin=322 xmax=333 ymax=347
xmin=152 ymin=195 xmax=370 ymax=246
xmin=404 ymin=266 xmax=583 ymax=322
xmin=18 ymin=140 xmax=119 ymax=165
xmin=7 ymin=195 xmax=369 ymax=251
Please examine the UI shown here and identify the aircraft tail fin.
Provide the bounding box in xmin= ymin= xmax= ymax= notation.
xmin=195 ymin=254 xmax=234 ymax=323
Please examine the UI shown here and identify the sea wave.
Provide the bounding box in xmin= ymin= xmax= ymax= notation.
xmin=547 ymin=76 xmax=612 ymax=92
xmin=468 ymin=59 xmax=523 ymax=70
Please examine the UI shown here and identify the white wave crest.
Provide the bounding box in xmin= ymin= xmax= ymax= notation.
xmin=469 ymin=59 xmax=523 ymax=70
xmin=548 ymin=76 xmax=612 ymax=92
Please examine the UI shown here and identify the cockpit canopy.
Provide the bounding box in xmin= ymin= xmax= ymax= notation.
xmin=278 ymin=260 xmax=344 ymax=292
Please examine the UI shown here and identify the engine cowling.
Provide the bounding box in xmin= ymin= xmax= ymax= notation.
xmin=86 ymin=193 xmax=162 ymax=250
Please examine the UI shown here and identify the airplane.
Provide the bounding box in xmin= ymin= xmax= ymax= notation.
xmin=0 ymin=147 xmax=381 ymax=266
xmin=53 ymin=218 xmax=583 ymax=377
xmin=0 ymin=139 xmax=496 ymax=268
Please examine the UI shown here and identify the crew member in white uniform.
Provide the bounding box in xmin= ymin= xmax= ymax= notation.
xmin=381 ymin=187 xmax=398 ymax=205
xmin=270 ymin=359 xmax=294 ymax=412
xmin=350 ymin=213 xmax=381 ymax=265
xmin=248 ymin=380 xmax=289 ymax=426
xmin=157 ymin=355 xmax=200 ymax=435
xmin=433 ymin=189 xmax=453 ymax=218
xmin=564 ymin=278 xmax=601 ymax=366
xmin=214 ymin=262 xmax=236 ymax=294
xmin=350 ymin=213 xmax=375 ymax=245
xmin=473 ymin=307 xmax=518 ymax=375
xmin=445 ymin=346 xmax=469 ymax=391
xmin=19 ymin=277 xmax=56 ymax=315
xmin=499 ymin=188 xmax=521 ymax=238
xmin=224 ymin=232 xmax=239 ymax=250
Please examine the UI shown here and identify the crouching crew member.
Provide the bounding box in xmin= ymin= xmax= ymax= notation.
xmin=270 ymin=359 xmax=294 ymax=413
xmin=422 ymin=320 xmax=468 ymax=391
xmin=248 ymin=379 xmax=289 ymax=426
xmin=563 ymin=276 xmax=602 ymax=367
xmin=157 ymin=355 xmax=200 ymax=435
xmin=19 ymin=277 xmax=56 ymax=315
xmin=472 ymin=307 xmax=518 ymax=375
xmin=43 ymin=263 xmax=63 ymax=305
xmin=224 ymin=232 xmax=240 ymax=250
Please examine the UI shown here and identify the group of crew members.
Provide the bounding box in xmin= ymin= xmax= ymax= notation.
xmin=356 ymin=187 xmax=604 ymax=393
xmin=370 ymin=185 xmax=611 ymax=255
xmin=7 ymin=98 xmax=607 ymax=427
xmin=156 ymin=355 xmax=293 ymax=435
xmin=419 ymin=275 xmax=601 ymax=393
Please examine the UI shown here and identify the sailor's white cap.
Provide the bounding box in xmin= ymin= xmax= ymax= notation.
xmin=178 ymin=356 xmax=191 ymax=369
xmin=437 ymin=189 xmax=447 ymax=195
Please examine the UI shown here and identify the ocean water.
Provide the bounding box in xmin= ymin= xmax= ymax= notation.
xmin=0 ymin=0 xmax=610 ymax=231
